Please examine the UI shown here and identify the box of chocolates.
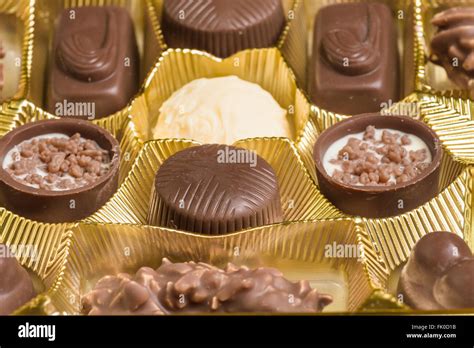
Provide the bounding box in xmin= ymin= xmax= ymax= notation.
xmin=0 ymin=0 xmax=472 ymax=319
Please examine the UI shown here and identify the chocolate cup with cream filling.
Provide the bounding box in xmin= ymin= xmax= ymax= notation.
xmin=0 ymin=119 xmax=120 ymax=222
xmin=313 ymin=114 xmax=442 ymax=218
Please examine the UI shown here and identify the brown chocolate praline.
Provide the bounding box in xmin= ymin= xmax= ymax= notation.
xmin=309 ymin=3 xmax=399 ymax=115
xmin=313 ymin=114 xmax=442 ymax=218
xmin=398 ymin=232 xmax=474 ymax=310
xmin=162 ymin=0 xmax=285 ymax=58
xmin=430 ymin=7 xmax=474 ymax=97
xmin=0 ymin=119 xmax=120 ymax=222
xmin=147 ymin=144 xmax=283 ymax=234
xmin=46 ymin=6 xmax=139 ymax=119
xmin=0 ymin=245 xmax=36 ymax=315
xmin=83 ymin=258 xmax=333 ymax=315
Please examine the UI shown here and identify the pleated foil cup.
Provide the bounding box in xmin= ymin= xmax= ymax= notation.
xmin=126 ymin=47 xmax=314 ymax=169
xmin=0 ymin=0 xmax=34 ymax=102
xmin=296 ymin=98 xmax=472 ymax=297
xmin=18 ymin=0 xmax=166 ymax=137
xmin=415 ymin=0 xmax=474 ymax=98
xmin=149 ymin=0 xmax=307 ymax=88
xmin=0 ymin=99 xmax=140 ymax=239
xmin=0 ymin=207 xmax=75 ymax=315
xmin=16 ymin=218 xmax=405 ymax=315
xmin=303 ymin=0 xmax=417 ymax=99
xmin=85 ymin=137 xmax=344 ymax=226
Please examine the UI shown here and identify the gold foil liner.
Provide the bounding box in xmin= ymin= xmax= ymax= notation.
xmin=126 ymin=47 xmax=312 ymax=168
xmin=297 ymin=96 xmax=471 ymax=284
xmin=149 ymin=0 xmax=307 ymax=88
xmin=0 ymin=0 xmax=34 ymax=102
xmin=86 ymin=138 xmax=344 ymax=225
xmin=415 ymin=0 xmax=474 ymax=98
xmin=0 ymin=207 xmax=75 ymax=315
xmin=21 ymin=218 xmax=399 ymax=315
xmin=303 ymin=0 xmax=416 ymax=98
xmin=22 ymin=0 xmax=166 ymax=132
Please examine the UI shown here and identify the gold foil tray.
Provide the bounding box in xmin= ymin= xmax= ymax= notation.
xmin=0 ymin=0 xmax=34 ymax=102
xmin=85 ymin=138 xmax=344 ymax=225
xmin=17 ymin=219 xmax=398 ymax=315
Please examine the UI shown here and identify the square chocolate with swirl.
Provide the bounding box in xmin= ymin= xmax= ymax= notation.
xmin=309 ymin=3 xmax=399 ymax=115
xmin=46 ymin=6 xmax=139 ymax=120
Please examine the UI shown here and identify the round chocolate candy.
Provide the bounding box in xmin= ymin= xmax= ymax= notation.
xmin=433 ymin=259 xmax=474 ymax=309
xmin=0 ymin=245 xmax=36 ymax=315
xmin=147 ymin=144 xmax=283 ymax=234
xmin=313 ymin=113 xmax=442 ymax=218
xmin=162 ymin=0 xmax=286 ymax=58
xmin=0 ymin=119 xmax=120 ymax=222
xmin=398 ymin=231 xmax=473 ymax=310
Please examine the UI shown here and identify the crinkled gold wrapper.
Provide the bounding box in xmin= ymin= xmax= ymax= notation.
xmin=18 ymin=0 xmax=166 ymax=139
xmin=124 ymin=47 xmax=315 ymax=175
xmin=411 ymin=0 xmax=474 ymax=164
xmin=149 ymin=0 xmax=308 ymax=88
xmin=0 ymin=0 xmax=34 ymax=102
xmin=85 ymin=137 xmax=343 ymax=225
xmin=0 ymin=0 xmax=473 ymax=315
xmin=15 ymin=219 xmax=402 ymax=315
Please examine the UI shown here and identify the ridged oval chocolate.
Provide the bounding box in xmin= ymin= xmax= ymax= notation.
xmin=147 ymin=144 xmax=283 ymax=234
xmin=162 ymin=0 xmax=286 ymax=58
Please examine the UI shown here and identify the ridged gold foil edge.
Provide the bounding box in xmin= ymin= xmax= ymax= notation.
xmin=0 ymin=0 xmax=35 ymax=102
xmin=0 ymin=207 xmax=75 ymax=315
xmin=25 ymin=0 xmax=164 ymax=122
xmin=25 ymin=219 xmax=395 ymax=315
xmin=85 ymin=137 xmax=344 ymax=225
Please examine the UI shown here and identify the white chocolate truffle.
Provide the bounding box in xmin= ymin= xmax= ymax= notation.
xmin=152 ymin=76 xmax=292 ymax=144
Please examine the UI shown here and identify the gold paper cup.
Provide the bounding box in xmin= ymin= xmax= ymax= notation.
xmin=416 ymin=0 xmax=474 ymax=98
xmin=0 ymin=207 xmax=74 ymax=315
xmin=127 ymin=47 xmax=314 ymax=168
xmin=15 ymin=0 xmax=166 ymax=136
xmin=149 ymin=0 xmax=307 ymax=88
xmin=21 ymin=219 xmax=398 ymax=315
xmin=86 ymin=138 xmax=343 ymax=225
xmin=0 ymin=0 xmax=34 ymax=103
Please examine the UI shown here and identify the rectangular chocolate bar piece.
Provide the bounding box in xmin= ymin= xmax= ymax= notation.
xmin=46 ymin=6 xmax=139 ymax=120
xmin=309 ymin=3 xmax=399 ymax=115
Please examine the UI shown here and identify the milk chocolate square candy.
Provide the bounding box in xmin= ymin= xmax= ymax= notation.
xmin=46 ymin=6 xmax=139 ymax=119
xmin=309 ymin=3 xmax=399 ymax=115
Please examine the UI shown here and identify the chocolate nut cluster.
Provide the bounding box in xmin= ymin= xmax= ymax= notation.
xmin=82 ymin=259 xmax=333 ymax=315
xmin=330 ymin=126 xmax=430 ymax=186
xmin=5 ymin=133 xmax=110 ymax=190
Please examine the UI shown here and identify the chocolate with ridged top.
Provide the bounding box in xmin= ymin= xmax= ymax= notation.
xmin=0 ymin=245 xmax=36 ymax=315
xmin=147 ymin=144 xmax=283 ymax=234
xmin=162 ymin=0 xmax=285 ymax=58
xmin=46 ymin=6 xmax=139 ymax=119
xmin=398 ymin=232 xmax=474 ymax=310
xmin=82 ymin=258 xmax=333 ymax=315
xmin=309 ymin=3 xmax=399 ymax=115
